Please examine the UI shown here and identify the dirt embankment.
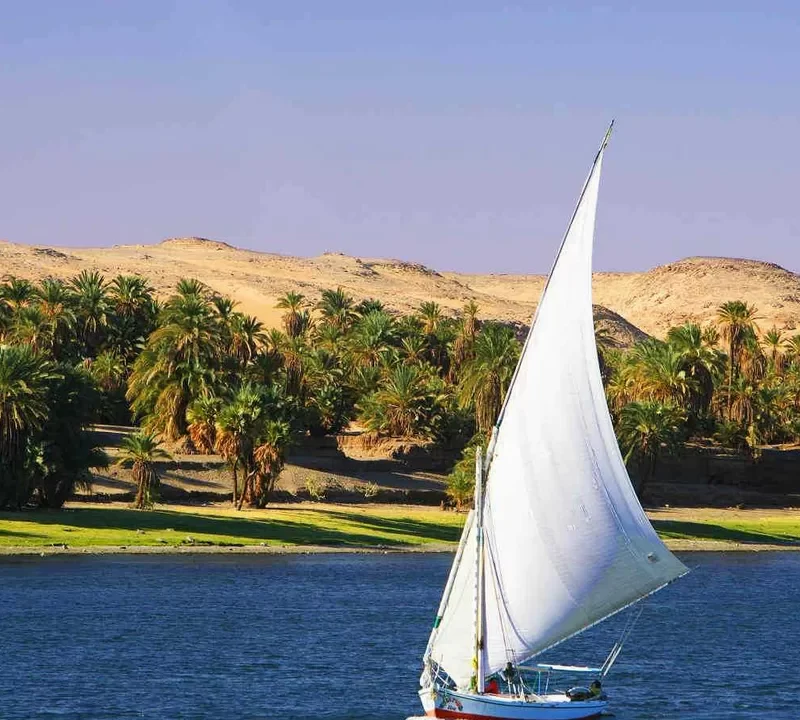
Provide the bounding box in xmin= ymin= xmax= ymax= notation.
xmin=86 ymin=427 xmax=800 ymax=510
xmin=637 ymin=442 xmax=800 ymax=508
xmin=85 ymin=427 xmax=453 ymax=506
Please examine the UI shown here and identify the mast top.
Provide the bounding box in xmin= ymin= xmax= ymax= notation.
xmin=601 ymin=120 xmax=614 ymax=150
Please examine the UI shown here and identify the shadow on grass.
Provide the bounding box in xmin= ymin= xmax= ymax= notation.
xmin=652 ymin=520 xmax=800 ymax=545
xmin=0 ymin=526 xmax=47 ymax=540
xmin=0 ymin=508 xmax=457 ymax=548
xmin=300 ymin=508 xmax=462 ymax=544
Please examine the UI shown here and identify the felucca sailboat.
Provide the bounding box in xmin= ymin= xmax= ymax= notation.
xmin=417 ymin=125 xmax=689 ymax=720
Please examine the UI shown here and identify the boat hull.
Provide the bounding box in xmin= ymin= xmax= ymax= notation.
xmin=419 ymin=687 xmax=606 ymax=720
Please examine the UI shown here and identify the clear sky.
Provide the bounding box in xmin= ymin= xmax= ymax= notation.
xmin=2 ymin=1 xmax=799 ymax=273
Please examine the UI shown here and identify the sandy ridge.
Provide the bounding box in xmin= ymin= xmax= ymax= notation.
xmin=3 ymin=238 xmax=799 ymax=340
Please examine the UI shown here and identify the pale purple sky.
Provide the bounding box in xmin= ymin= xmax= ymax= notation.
xmin=2 ymin=2 xmax=800 ymax=273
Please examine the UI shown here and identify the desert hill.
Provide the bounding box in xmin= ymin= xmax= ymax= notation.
xmin=1 ymin=238 xmax=799 ymax=342
xmin=452 ymin=256 xmax=800 ymax=338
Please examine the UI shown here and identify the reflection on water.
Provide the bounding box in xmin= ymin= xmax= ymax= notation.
xmin=0 ymin=552 xmax=798 ymax=719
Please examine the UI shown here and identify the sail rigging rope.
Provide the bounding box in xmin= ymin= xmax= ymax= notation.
xmin=601 ymin=604 xmax=645 ymax=677
xmin=483 ymin=507 xmax=521 ymax=668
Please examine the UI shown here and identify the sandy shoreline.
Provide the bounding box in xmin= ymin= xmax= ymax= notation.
xmin=2 ymin=539 xmax=799 ymax=556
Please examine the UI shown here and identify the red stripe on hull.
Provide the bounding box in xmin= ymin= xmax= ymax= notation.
xmin=426 ymin=709 xmax=603 ymax=720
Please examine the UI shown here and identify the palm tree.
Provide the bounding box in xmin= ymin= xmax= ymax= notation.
xmin=306 ymin=371 xmax=348 ymax=435
xmin=701 ymin=324 xmax=720 ymax=348
xmin=242 ymin=419 xmax=292 ymax=508
xmin=279 ymin=335 xmax=308 ymax=399
xmin=229 ymin=314 xmax=266 ymax=365
xmin=10 ymin=305 xmax=51 ymax=354
xmin=348 ymin=310 xmax=398 ymax=368
xmin=750 ymin=384 xmax=787 ymax=446
xmin=356 ymin=298 xmax=385 ymax=316
xmin=245 ymin=349 xmax=283 ymax=387
xmin=316 ymin=288 xmax=355 ymax=331
xmin=0 ymin=300 xmax=10 ymax=341
xmin=0 ymin=345 xmax=54 ymax=508
xmin=461 ymin=301 xmax=479 ymax=338
xmin=88 ymin=350 xmax=129 ymax=424
xmin=176 ymin=278 xmax=210 ymax=299
xmin=126 ymin=292 xmax=222 ymax=440
xmin=109 ymin=275 xmax=155 ymax=318
xmin=186 ymin=395 xmax=222 ymax=454
xmin=450 ymin=301 xmax=480 ymax=381
xmin=35 ymin=365 xmax=109 ymax=508
xmin=107 ymin=275 xmax=157 ymax=362
xmin=446 ymin=443 xmax=479 ymax=510
xmin=359 ymin=364 xmax=443 ymax=438
xmin=71 ymin=270 xmax=110 ymax=357
xmin=88 ymin=350 xmax=126 ymax=393
xmin=400 ymin=334 xmax=428 ymax=366
xmin=0 ymin=277 xmax=35 ymax=311
xmin=626 ymin=339 xmax=697 ymax=406
xmin=116 ymin=431 xmax=170 ymax=509
xmin=666 ymin=323 xmax=725 ymax=419
xmin=37 ymin=278 xmax=77 ymax=360
xmin=739 ymin=329 xmax=767 ymax=385
xmin=716 ymin=301 xmax=759 ymax=419
xmin=212 ymin=295 xmax=238 ymax=324
xmin=594 ymin=321 xmax=616 ymax=384
xmin=350 ymin=364 xmax=382 ymax=401
xmin=761 ymin=327 xmax=787 ymax=374
xmin=786 ymin=334 xmax=800 ymax=365
xmin=784 ymin=362 xmax=800 ymax=414
xmin=214 ymin=385 xmax=264 ymax=506
xmin=313 ymin=322 xmax=344 ymax=355
xmin=396 ymin=314 xmax=424 ymax=340
xmin=457 ymin=323 xmax=521 ymax=434
xmin=277 ymin=292 xmax=307 ymax=338
xmin=616 ymin=400 xmax=685 ymax=496
xmin=417 ymin=300 xmax=452 ymax=371
xmin=418 ymin=301 xmax=443 ymax=336
xmin=728 ymin=376 xmax=756 ymax=427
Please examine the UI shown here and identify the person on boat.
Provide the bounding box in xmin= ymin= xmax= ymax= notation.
xmin=589 ymin=680 xmax=606 ymax=700
xmin=501 ymin=661 xmax=518 ymax=683
xmin=484 ymin=677 xmax=500 ymax=694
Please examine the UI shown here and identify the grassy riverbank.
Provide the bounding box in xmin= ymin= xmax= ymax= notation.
xmin=0 ymin=503 xmax=465 ymax=551
xmin=1 ymin=504 xmax=799 ymax=553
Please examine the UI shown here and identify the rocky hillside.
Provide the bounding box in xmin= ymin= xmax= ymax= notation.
xmin=2 ymin=238 xmax=799 ymax=342
xmin=456 ymin=256 xmax=800 ymax=338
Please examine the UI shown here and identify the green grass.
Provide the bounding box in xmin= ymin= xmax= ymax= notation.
xmin=652 ymin=517 xmax=800 ymax=545
xmin=1 ymin=505 xmax=799 ymax=550
xmin=0 ymin=504 xmax=466 ymax=549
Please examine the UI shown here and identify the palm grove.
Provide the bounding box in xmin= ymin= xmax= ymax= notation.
xmin=1 ymin=271 xmax=799 ymax=511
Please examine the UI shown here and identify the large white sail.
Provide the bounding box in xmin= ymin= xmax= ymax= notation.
xmin=423 ymin=512 xmax=478 ymax=687
xmin=427 ymin=130 xmax=688 ymax=689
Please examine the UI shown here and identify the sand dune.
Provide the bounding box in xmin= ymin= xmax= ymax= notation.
xmin=2 ymin=237 xmax=799 ymax=342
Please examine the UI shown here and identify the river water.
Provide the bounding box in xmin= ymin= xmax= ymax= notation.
xmin=0 ymin=551 xmax=797 ymax=720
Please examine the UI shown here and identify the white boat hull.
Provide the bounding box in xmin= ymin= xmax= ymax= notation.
xmin=419 ymin=687 xmax=607 ymax=720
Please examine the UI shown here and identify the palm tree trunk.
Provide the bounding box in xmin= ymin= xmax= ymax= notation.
xmin=134 ymin=466 xmax=145 ymax=509
xmin=237 ymin=470 xmax=256 ymax=511
xmin=636 ymin=451 xmax=658 ymax=499
xmin=727 ymin=339 xmax=734 ymax=421
xmin=231 ymin=461 xmax=238 ymax=506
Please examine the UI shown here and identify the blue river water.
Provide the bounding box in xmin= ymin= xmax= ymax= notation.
xmin=0 ymin=551 xmax=798 ymax=720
